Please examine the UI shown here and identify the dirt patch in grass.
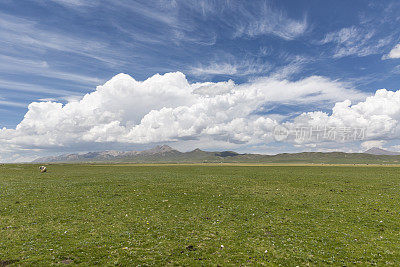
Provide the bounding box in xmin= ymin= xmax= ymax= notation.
xmin=59 ymin=259 xmax=74 ymax=264
xmin=0 ymin=260 xmax=19 ymax=266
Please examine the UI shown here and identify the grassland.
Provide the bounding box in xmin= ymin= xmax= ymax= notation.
xmin=1 ymin=164 xmax=400 ymax=265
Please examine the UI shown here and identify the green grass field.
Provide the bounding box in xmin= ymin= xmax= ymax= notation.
xmin=1 ymin=164 xmax=400 ymax=266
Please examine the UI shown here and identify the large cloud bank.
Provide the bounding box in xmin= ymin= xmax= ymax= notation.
xmin=1 ymin=71 xmax=400 ymax=160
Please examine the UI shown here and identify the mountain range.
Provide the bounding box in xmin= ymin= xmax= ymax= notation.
xmin=33 ymin=146 xmax=400 ymax=164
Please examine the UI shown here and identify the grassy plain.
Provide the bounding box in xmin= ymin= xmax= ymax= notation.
xmin=1 ymin=164 xmax=400 ymax=265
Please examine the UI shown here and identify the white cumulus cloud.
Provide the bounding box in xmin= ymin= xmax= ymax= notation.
xmin=3 ymin=71 xmax=400 ymax=161
xmin=283 ymin=89 xmax=400 ymax=144
xmin=0 ymin=72 xmax=366 ymax=155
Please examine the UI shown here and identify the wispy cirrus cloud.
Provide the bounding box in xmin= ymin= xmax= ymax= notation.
xmin=39 ymin=0 xmax=97 ymax=8
xmin=107 ymin=1 xmax=218 ymax=47
xmin=233 ymin=3 xmax=308 ymax=40
xmin=117 ymin=0 xmax=308 ymax=42
xmin=0 ymin=79 xmax=83 ymax=97
xmin=190 ymin=60 xmax=271 ymax=77
xmin=0 ymin=98 xmax=28 ymax=108
xmin=321 ymin=26 xmax=393 ymax=58
xmin=189 ymin=54 xmax=309 ymax=79
xmin=0 ymin=13 xmax=124 ymax=66
xmin=0 ymin=55 xmax=103 ymax=85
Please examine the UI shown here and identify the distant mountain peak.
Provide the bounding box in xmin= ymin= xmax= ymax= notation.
xmin=139 ymin=145 xmax=177 ymax=155
xmin=364 ymin=147 xmax=400 ymax=156
xmin=153 ymin=145 xmax=175 ymax=152
xmin=160 ymin=144 xmax=174 ymax=150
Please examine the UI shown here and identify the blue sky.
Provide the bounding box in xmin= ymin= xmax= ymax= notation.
xmin=1 ymin=0 xmax=400 ymax=161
